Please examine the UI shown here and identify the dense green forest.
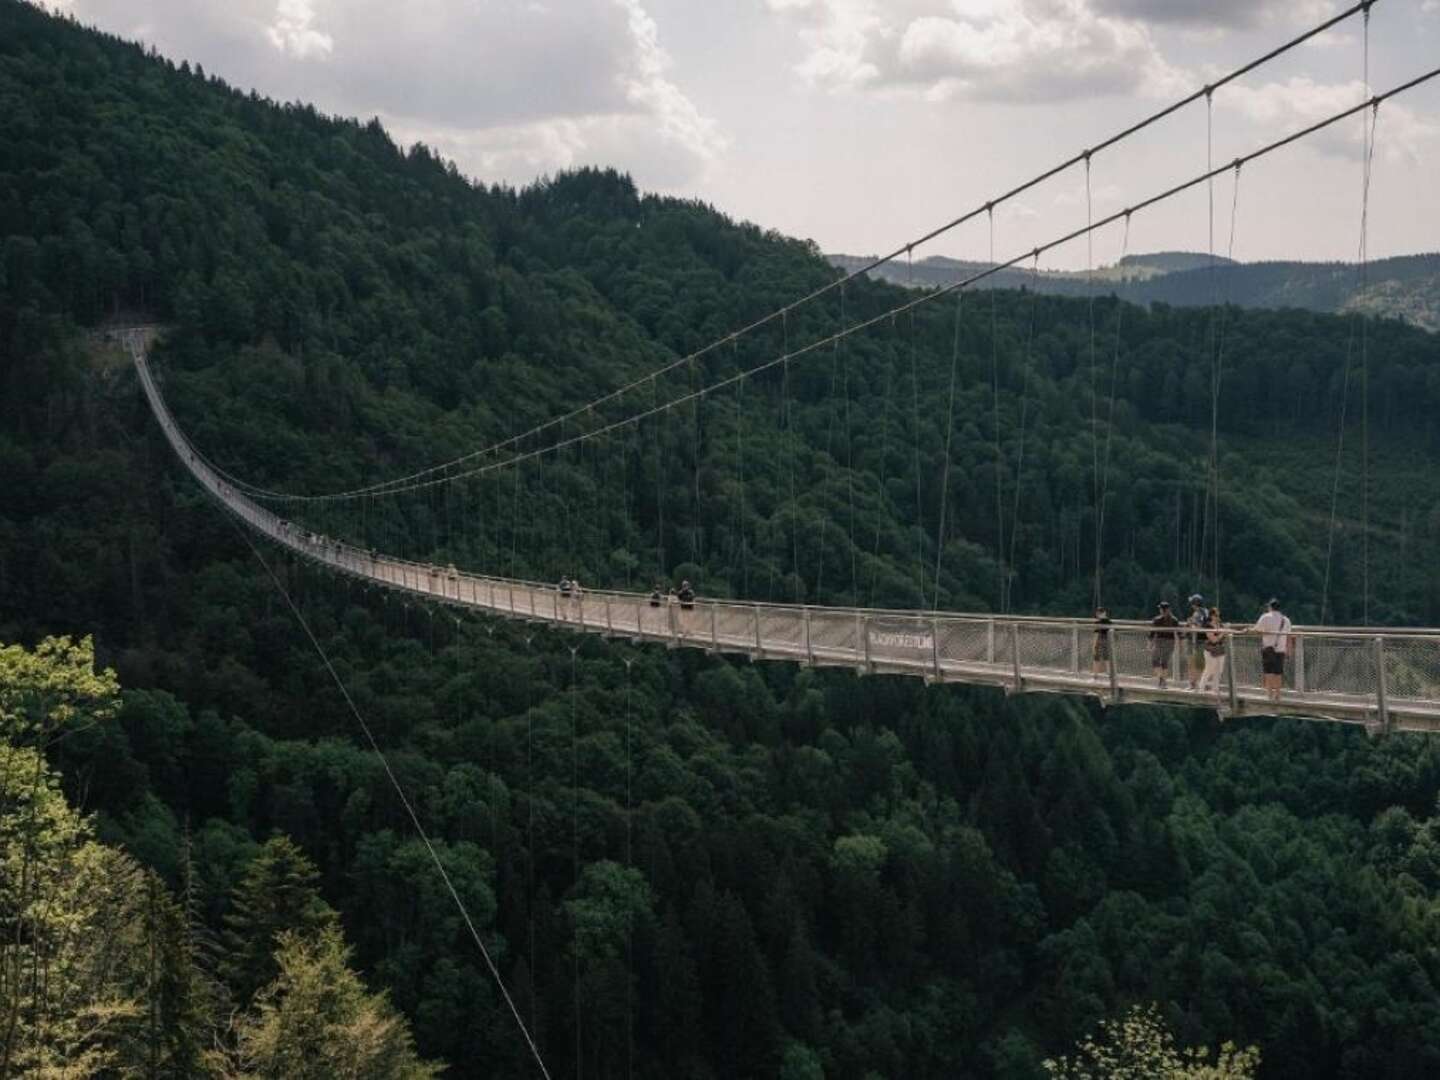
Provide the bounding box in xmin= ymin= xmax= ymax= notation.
xmin=830 ymin=250 xmax=1440 ymax=334
xmin=4 ymin=2 xmax=1440 ymax=1077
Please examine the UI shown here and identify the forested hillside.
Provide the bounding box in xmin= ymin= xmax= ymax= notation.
xmin=5 ymin=2 xmax=1440 ymax=1077
xmin=828 ymin=250 xmax=1440 ymax=332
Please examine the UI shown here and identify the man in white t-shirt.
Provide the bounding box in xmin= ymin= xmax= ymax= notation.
xmin=1252 ymin=598 xmax=1292 ymax=703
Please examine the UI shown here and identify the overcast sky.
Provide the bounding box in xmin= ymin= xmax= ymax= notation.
xmin=46 ymin=0 xmax=1440 ymax=269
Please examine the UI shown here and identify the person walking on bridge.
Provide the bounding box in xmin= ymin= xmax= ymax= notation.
xmin=1253 ymin=598 xmax=1292 ymax=703
xmin=1148 ymin=601 xmax=1179 ymax=689
xmin=557 ymin=576 xmax=573 ymax=622
xmin=1091 ymin=606 xmax=1112 ymax=679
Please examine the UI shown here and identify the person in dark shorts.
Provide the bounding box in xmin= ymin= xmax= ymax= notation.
xmin=1091 ymin=606 xmax=1112 ymax=678
xmin=1148 ymin=601 xmax=1179 ymax=688
xmin=1252 ymin=598 xmax=1292 ymax=702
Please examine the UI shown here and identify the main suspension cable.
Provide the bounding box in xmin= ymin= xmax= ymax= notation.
xmin=208 ymin=0 xmax=1384 ymax=507
xmin=322 ymin=65 xmax=1439 ymax=496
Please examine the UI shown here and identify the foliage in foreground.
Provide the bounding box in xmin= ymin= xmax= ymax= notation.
xmin=1045 ymin=1004 xmax=1260 ymax=1080
xmin=0 ymin=636 xmax=435 ymax=1079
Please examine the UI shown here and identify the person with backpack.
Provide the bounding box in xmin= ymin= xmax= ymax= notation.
xmin=677 ymin=580 xmax=696 ymax=611
xmin=1252 ymin=598 xmax=1292 ymax=703
xmin=1148 ymin=600 xmax=1179 ymax=688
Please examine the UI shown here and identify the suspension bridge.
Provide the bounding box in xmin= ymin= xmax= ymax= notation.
xmin=125 ymin=327 xmax=1440 ymax=733
xmin=117 ymin=3 xmax=1440 ymax=747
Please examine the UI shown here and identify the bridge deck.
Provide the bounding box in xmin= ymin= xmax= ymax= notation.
xmin=127 ymin=333 xmax=1440 ymax=734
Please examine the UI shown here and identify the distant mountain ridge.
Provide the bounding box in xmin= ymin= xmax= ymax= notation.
xmin=827 ymin=249 xmax=1440 ymax=331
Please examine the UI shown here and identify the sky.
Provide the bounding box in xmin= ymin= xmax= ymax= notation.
xmin=43 ymin=0 xmax=1440 ymax=270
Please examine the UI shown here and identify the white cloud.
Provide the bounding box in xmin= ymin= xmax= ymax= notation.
xmin=266 ymin=0 xmax=331 ymax=60
xmin=765 ymin=0 xmax=1186 ymax=103
xmin=614 ymin=0 xmax=726 ymax=169
xmin=56 ymin=0 xmax=724 ymax=189
xmin=1222 ymin=77 xmax=1440 ymax=166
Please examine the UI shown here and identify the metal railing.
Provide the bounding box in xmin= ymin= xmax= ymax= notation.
xmin=127 ymin=332 xmax=1440 ymax=735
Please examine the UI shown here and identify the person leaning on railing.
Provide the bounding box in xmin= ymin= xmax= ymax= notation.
xmin=1184 ymin=594 xmax=1212 ymax=691
xmin=1196 ymin=608 xmax=1228 ymax=696
xmin=1148 ymin=601 xmax=1179 ymax=689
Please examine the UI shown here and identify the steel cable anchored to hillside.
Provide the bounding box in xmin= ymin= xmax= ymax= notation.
xmin=226 ymin=517 xmax=554 ymax=1080
xmin=255 ymin=62 xmax=1440 ymax=497
xmin=195 ymin=0 xmax=1388 ymax=507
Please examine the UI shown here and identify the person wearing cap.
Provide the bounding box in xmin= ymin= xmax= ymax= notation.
xmin=1252 ymin=598 xmax=1293 ymax=703
xmin=1091 ymin=606 xmax=1112 ymax=678
xmin=1148 ymin=601 xmax=1180 ymax=688
xmin=1184 ymin=593 xmax=1213 ymax=691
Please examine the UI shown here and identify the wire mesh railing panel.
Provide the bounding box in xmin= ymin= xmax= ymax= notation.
xmin=937 ymin=619 xmax=993 ymax=666
xmin=633 ymin=600 xmax=670 ymax=638
xmin=993 ymin=625 xmax=1017 ymax=668
xmin=759 ymin=608 xmax=804 ymax=654
xmin=714 ymin=605 xmax=757 ymax=647
xmin=601 ymin=595 xmax=639 ymax=636
xmin=1111 ymin=627 xmax=1163 ymax=681
xmin=809 ymin=610 xmax=861 ymax=658
xmin=672 ymin=605 xmax=709 ymax=644
xmin=1302 ymin=635 xmax=1377 ymax=698
xmin=1384 ymin=637 xmax=1440 ymax=703
xmin=1018 ymin=624 xmax=1078 ymax=674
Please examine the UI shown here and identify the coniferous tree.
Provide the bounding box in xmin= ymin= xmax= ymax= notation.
xmin=221 ymin=926 xmax=439 ymax=1080
xmin=219 ymin=835 xmax=339 ymax=1006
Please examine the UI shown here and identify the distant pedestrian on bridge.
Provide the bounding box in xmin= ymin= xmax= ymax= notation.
xmin=1091 ymin=606 xmax=1112 ymax=678
xmin=1185 ymin=594 xmax=1213 ymax=690
xmin=1253 ymin=598 xmax=1293 ymax=703
xmin=1149 ymin=601 xmax=1179 ymax=688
